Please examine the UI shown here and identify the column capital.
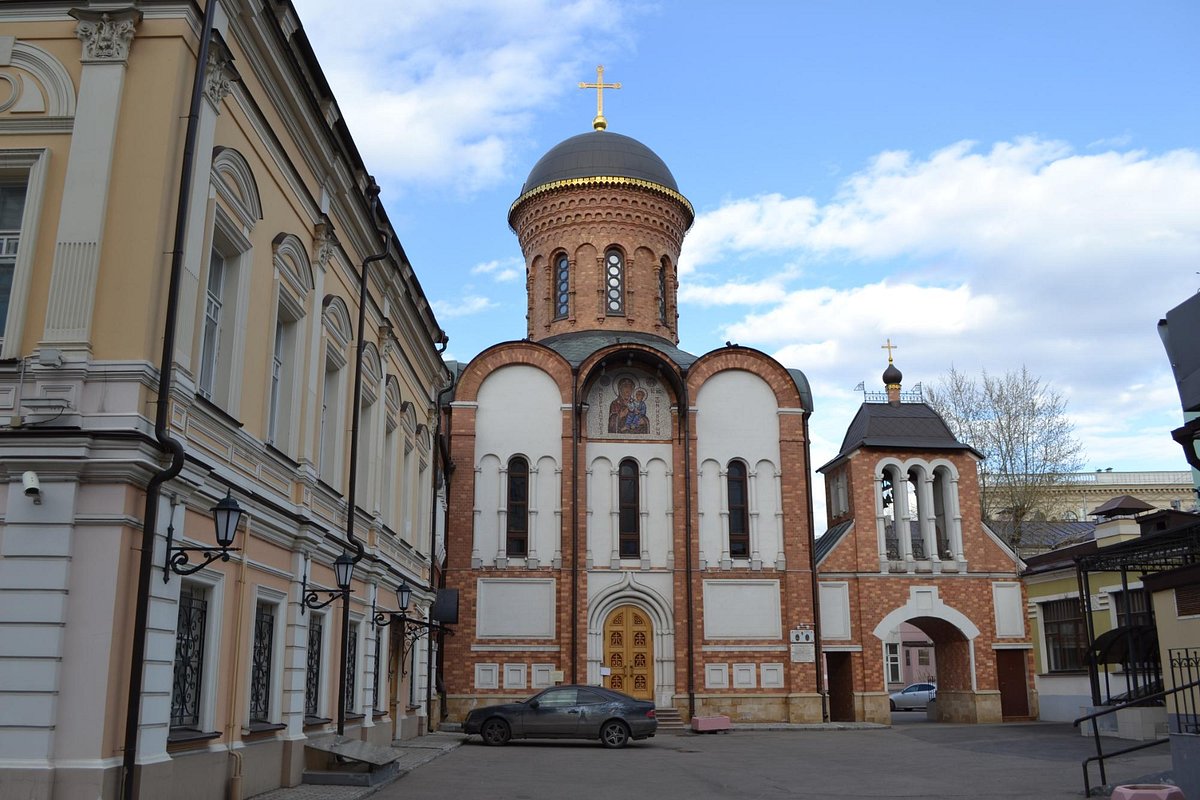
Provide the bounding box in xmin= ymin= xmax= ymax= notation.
xmin=69 ymin=7 xmax=142 ymax=64
xmin=204 ymin=36 xmax=240 ymax=108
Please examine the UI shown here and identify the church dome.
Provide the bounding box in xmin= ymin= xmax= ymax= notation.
xmin=519 ymin=131 xmax=680 ymax=195
xmin=883 ymin=362 xmax=903 ymax=386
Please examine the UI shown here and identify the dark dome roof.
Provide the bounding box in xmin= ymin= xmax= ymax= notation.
xmin=883 ymin=362 xmax=903 ymax=385
xmin=520 ymin=131 xmax=680 ymax=195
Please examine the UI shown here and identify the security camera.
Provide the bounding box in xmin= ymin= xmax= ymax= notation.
xmin=22 ymin=471 xmax=41 ymax=503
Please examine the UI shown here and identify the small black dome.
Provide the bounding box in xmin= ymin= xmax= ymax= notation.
xmin=883 ymin=362 xmax=903 ymax=385
xmin=520 ymin=131 xmax=679 ymax=195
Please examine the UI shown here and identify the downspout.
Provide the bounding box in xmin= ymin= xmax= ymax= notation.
xmin=680 ymin=368 xmax=695 ymax=718
xmin=226 ymin=514 xmax=253 ymax=800
xmin=121 ymin=4 xmax=218 ymax=797
xmin=338 ymin=179 xmax=388 ymax=737
xmin=571 ymin=367 xmax=581 ymax=683
xmin=426 ymin=335 xmax=453 ymax=728
xmin=803 ymin=412 xmax=829 ymax=721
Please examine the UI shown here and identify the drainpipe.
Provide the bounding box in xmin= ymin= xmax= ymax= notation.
xmin=570 ymin=367 xmax=581 ymax=683
xmin=803 ymin=412 xmax=829 ymax=722
xmin=338 ymin=179 xmax=388 ymax=737
xmin=680 ymin=368 xmax=695 ymax=718
xmin=426 ymin=336 xmax=452 ymax=728
xmin=121 ymin=4 xmax=218 ymax=797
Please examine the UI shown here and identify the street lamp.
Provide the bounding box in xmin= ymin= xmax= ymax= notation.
xmin=301 ymin=551 xmax=354 ymax=613
xmin=163 ymin=490 xmax=245 ymax=582
xmin=370 ymin=581 xmax=445 ymax=676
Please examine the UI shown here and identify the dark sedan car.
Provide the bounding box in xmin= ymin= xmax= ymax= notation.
xmin=463 ymin=685 xmax=657 ymax=748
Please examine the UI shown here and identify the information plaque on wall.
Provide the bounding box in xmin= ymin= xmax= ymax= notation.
xmin=790 ymin=643 xmax=815 ymax=663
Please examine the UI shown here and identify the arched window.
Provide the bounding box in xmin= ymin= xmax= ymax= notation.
xmin=507 ymin=456 xmax=529 ymax=557
xmin=604 ymin=248 xmax=624 ymax=315
xmin=658 ymin=258 xmax=669 ymax=324
xmin=554 ymin=254 xmax=570 ymax=319
xmin=727 ymin=460 xmax=749 ymax=557
xmin=618 ymin=458 xmax=639 ymax=557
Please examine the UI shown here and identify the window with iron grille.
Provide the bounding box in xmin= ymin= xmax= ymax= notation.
xmin=1177 ymin=584 xmax=1200 ymax=617
xmin=250 ymin=601 xmax=275 ymax=723
xmin=727 ymin=460 xmax=749 ymax=558
xmin=658 ymin=260 xmax=669 ymax=324
xmin=506 ymin=456 xmax=529 ymax=557
xmin=372 ymin=628 xmax=383 ymax=710
xmin=171 ymin=584 xmax=209 ymax=729
xmin=554 ymin=254 xmax=570 ymax=319
xmin=345 ymin=623 xmax=359 ymax=713
xmin=1043 ymin=597 xmax=1087 ymax=672
xmin=618 ymin=459 xmax=639 ymax=558
xmin=1113 ymin=589 xmax=1153 ymax=628
xmin=305 ymin=614 xmax=323 ymax=718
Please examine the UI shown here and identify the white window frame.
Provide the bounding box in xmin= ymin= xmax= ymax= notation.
xmin=0 ymin=149 xmax=49 ymax=359
xmin=197 ymin=210 xmax=250 ymax=410
xmin=247 ymin=586 xmax=287 ymax=727
xmin=172 ymin=571 xmax=225 ymax=734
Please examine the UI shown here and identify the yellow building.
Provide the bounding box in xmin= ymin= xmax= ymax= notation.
xmin=0 ymin=3 xmax=447 ymax=798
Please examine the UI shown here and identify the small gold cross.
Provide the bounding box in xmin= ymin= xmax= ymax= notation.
xmin=881 ymin=338 xmax=899 ymax=362
xmin=579 ymin=65 xmax=621 ymax=131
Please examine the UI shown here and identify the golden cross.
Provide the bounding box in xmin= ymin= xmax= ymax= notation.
xmin=579 ymin=65 xmax=621 ymax=131
xmin=881 ymin=338 xmax=899 ymax=362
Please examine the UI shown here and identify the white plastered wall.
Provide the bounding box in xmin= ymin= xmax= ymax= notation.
xmin=695 ymin=370 xmax=782 ymax=569
xmin=472 ymin=365 xmax=563 ymax=567
xmin=585 ymin=443 xmax=673 ymax=569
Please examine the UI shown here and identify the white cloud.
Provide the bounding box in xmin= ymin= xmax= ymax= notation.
xmin=291 ymin=0 xmax=632 ymax=192
xmin=680 ymin=138 xmax=1200 ymax=478
xmin=678 ymin=278 xmax=788 ymax=306
xmin=431 ymin=295 xmax=495 ymax=318
xmin=471 ymin=257 xmax=524 ymax=283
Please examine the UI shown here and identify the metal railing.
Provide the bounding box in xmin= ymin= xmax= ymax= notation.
xmin=1073 ymin=675 xmax=1200 ymax=796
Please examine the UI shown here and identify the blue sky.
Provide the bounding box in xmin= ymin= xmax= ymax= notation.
xmin=291 ymin=0 xmax=1200 ymax=525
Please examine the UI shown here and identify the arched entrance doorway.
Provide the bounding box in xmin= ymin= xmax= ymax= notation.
xmin=603 ymin=604 xmax=653 ymax=700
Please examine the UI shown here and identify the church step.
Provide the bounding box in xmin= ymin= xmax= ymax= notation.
xmin=655 ymin=708 xmax=687 ymax=730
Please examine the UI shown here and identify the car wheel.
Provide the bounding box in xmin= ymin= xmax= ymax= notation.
xmin=480 ymin=718 xmax=511 ymax=746
xmin=600 ymin=719 xmax=630 ymax=749
xmin=889 ymin=700 xmax=896 ymax=711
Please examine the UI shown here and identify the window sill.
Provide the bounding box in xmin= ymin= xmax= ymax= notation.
xmin=265 ymin=443 xmax=300 ymax=468
xmin=345 ymin=712 xmax=365 ymax=721
xmin=244 ymin=721 xmax=286 ymax=736
xmin=167 ymin=727 xmax=222 ymax=745
xmin=194 ymin=394 xmax=245 ymax=429
xmin=303 ymin=715 xmax=333 ymax=728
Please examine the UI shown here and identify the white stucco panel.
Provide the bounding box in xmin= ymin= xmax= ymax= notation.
xmin=993 ymin=582 xmax=1025 ymax=637
xmin=819 ymin=582 xmax=851 ymax=640
xmin=703 ymin=579 xmax=781 ymax=639
xmin=475 ymin=364 xmax=563 ymax=464
xmin=695 ymin=369 xmax=781 ymax=467
xmin=477 ymin=578 xmax=556 ymax=638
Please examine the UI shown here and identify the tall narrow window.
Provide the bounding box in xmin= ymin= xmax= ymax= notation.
xmin=305 ymin=614 xmax=323 ymax=719
xmin=906 ymin=472 xmax=926 ymax=559
xmin=372 ymin=627 xmax=383 ymax=711
xmin=506 ymin=456 xmax=529 ymax=557
xmin=250 ymin=601 xmax=275 ymax=724
xmin=604 ymin=248 xmax=624 ymax=315
xmin=267 ymin=317 xmax=284 ymax=443
xmin=618 ymin=459 xmax=640 ymax=558
xmin=345 ymin=623 xmax=359 ymax=713
xmin=727 ymin=460 xmax=749 ymax=558
xmin=171 ymin=584 xmax=209 ymax=729
xmin=198 ymin=248 xmax=226 ymax=399
xmin=1043 ymin=598 xmax=1086 ymax=672
xmin=658 ymin=258 xmax=669 ymax=324
xmin=320 ymin=355 xmax=343 ymax=482
xmin=0 ymin=181 xmax=28 ymax=334
xmin=554 ymin=254 xmax=570 ymax=319
xmin=885 ymin=642 xmax=901 ymax=684
xmin=881 ymin=469 xmax=899 ymax=559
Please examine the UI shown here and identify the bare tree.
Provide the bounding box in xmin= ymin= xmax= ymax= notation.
xmin=925 ymin=366 xmax=1085 ymax=548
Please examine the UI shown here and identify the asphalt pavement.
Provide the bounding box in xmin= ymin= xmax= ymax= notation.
xmin=256 ymin=717 xmax=1179 ymax=800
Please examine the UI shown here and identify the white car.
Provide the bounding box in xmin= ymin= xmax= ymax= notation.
xmin=889 ymin=682 xmax=937 ymax=711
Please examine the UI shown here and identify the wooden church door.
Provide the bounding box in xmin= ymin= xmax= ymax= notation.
xmin=603 ymin=605 xmax=654 ymax=701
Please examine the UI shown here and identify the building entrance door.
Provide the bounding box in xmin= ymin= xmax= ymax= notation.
xmin=603 ymin=605 xmax=653 ymax=701
xmin=997 ymin=649 xmax=1030 ymax=718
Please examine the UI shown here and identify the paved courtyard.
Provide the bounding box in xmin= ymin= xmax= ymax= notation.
xmin=375 ymin=721 xmax=1174 ymax=800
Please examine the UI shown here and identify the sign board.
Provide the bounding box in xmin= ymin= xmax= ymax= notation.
xmin=790 ymin=643 xmax=815 ymax=663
